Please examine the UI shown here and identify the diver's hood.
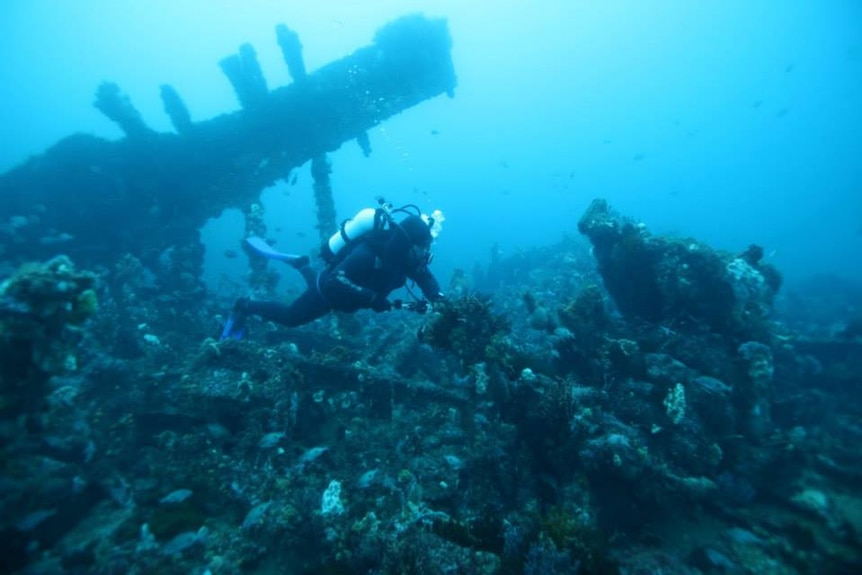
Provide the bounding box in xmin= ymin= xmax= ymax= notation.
xmin=397 ymin=215 xmax=433 ymax=247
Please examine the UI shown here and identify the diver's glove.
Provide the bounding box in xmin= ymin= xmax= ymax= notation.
xmin=393 ymin=299 xmax=429 ymax=314
xmin=410 ymin=300 xmax=429 ymax=315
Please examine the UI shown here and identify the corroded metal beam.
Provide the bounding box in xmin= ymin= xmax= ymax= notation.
xmin=0 ymin=15 xmax=456 ymax=268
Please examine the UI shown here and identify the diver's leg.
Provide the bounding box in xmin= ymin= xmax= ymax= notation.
xmin=221 ymin=270 xmax=325 ymax=339
xmin=246 ymin=289 xmax=330 ymax=328
xmin=297 ymin=264 xmax=318 ymax=288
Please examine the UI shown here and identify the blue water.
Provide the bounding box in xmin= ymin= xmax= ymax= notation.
xmin=2 ymin=0 xmax=860 ymax=287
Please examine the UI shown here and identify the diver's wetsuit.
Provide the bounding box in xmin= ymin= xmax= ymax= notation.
xmin=245 ymin=234 xmax=442 ymax=328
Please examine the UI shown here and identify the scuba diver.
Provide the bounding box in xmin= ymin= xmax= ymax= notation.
xmin=221 ymin=200 xmax=445 ymax=340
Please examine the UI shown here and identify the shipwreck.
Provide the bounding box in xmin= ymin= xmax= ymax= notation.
xmin=0 ymin=14 xmax=457 ymax=293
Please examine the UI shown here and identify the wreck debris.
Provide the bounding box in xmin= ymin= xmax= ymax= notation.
xmin=311 ymin=155 xmax=337 ymax=243
xmin=276 ymin=24 xmax=306 ymax=82
xmin=578 ymin=198 xmax=781 ymax=342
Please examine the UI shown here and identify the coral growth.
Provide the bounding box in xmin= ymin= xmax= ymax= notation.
xmin=2 ymin=200 xmax=861 ymax=574
xmin=424 ymin=294 xmax=511 ymax=369
xmin=0 ymin=256 xmax=97 ymax=413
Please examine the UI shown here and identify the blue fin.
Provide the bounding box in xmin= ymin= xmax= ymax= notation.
xmin=220 ymin=312 xmax=247 ymax=341
xmin=246 ymin=237 xmax=308 ymax=267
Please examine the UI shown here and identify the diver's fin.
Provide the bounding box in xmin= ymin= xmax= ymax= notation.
xmin=219 ymin=311 xmax=247 ymax=341
xmin=245 ymin=237 xmax=309 ymax=268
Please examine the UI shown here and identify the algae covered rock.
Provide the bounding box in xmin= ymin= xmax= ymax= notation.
xmin=424 ymin=294 xmax=511 ymax=368
xmin=578 ymin=198 xmax=780 ymax=342
xmin=0 ymin=255 xmax=97 ymax=413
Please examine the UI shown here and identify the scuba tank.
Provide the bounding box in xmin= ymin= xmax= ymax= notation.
xmin=320 ymin=198 xmax=443 ymax=264
xmin=320 ymin=202 xmax=390 ymax=264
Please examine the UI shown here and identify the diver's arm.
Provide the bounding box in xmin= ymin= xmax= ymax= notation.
xmin=410 ymin=266 xmax=444 ymax=302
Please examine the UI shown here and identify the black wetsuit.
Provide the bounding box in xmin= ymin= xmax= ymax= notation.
xmin=246 ymin=234 xmax=442 ymax=328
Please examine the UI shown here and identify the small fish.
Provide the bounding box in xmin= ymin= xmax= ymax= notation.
xmin=39 ymin=233 xmax=74 ymax=245
xmin=162 ymin=526 xmax=208 ymax=555
xmin=785 ymin=63 xmax=794 ymax=73
xmin=633 ymin=153 xmax=645 ymax=162
xmin=16 ymin=509 xmax=57 ymax=531
xmin=752 ymin=100 xmax=763 ymax=109
xmin=83 ymin=440 xmax=96 ymax=463
xmin=160 ymin=488 xmax=193 ymax=504
xmin=290 ymin=173 xmax=298 ymax=186
xmin=776 ymin=108 xmax=789 ymax=118
xmin=223 ymin=249 xmax=238 ymax=259
xmin=357 ymin=469 xmax=378 ymax=488
xmin=726 ymin=527 xmax=764 ymax=546
xmin=242 ymin=501 xmax=272 ymax=529
xmin=298 ymin=446 xmax=328 ymax=464
xmin=443 ymin=454 xmax=464 ymax=470
xmin=259 ymin=432 xmax=285 ymax=449
xmin=430 ymin=129 xmax=439 ymax=135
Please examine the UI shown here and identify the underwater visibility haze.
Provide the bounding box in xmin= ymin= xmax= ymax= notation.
xmin=1 ymin=1 xmax=861 ymax=573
